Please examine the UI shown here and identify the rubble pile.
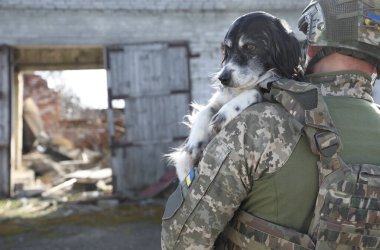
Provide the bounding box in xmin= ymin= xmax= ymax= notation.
xmin=13 ymin=73 xmax=118 ymax=201
xmin=15 ymin=134 xmax=113 ymax=200
xmin=12 ymin=73 xmax=174 ymax=204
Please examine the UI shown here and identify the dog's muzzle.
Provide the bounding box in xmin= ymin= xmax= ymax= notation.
xmin=218 ymin=69 xmax=232 ymax=86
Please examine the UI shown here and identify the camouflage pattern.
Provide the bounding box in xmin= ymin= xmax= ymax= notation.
xmin=305 ymin=72 xmax=374 ymax=103
xmin=161 ymin=101 xmax=303 ymax=250
xmin=270 ymin=78 xmax=340 ymax=158
xmin=215 ymin=210 xmax=315 ymax=250
xmin=298 ymin=0 xmax=380 ymax=64
xmin=299 ymin=73 xmax=380 ymax=249
xmin=309 ymin=163 xmax=380 ymax=249
xmin=359 ymin=0 xmax=380 ymax=47
xmin=161 ymin=72 xmax=380 ymax=250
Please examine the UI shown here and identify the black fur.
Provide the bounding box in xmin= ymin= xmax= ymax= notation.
xmin=221 ymin=12 xmax=302 ymax=82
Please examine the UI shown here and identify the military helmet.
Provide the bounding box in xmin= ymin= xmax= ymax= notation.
xmin=298 ymin=0 xmax=380 ymax=73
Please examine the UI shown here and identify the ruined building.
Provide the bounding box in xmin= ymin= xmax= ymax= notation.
xmin=0 ymin=0 xmax=309 ymax=197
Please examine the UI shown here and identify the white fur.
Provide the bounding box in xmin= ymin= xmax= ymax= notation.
xmin=166 ymin=65 xmax=279 ymax=181
xmin=166 ymin=14 xmax=298 ymax=181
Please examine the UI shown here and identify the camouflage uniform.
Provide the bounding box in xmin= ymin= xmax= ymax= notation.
xmin=161 ymin=71 xmax=380 ymax=249
xmin=162 ymin=1 xmax=380 ymax=246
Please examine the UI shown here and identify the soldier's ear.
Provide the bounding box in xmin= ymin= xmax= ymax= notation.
xmin=307 ymin=46 xmax=321 ymax=58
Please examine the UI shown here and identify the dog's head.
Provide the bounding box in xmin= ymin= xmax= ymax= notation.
xmin=216 ymin=12 xmax=302 ymax=89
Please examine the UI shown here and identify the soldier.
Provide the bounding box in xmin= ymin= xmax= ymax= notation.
xmin=162 ymin=0 xmax=380 ymax=249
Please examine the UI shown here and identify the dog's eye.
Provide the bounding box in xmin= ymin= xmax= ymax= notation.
xmin=244 ymin=44 xmax=256 ymax=51
xmin=222 ymin=46 xmax=230 ymax=62
xmin=223 ymin=46 xmax=230 ymax=54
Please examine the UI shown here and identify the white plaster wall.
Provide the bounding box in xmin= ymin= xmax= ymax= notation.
xmin=0 ymin=0 xmax=309 ymax=102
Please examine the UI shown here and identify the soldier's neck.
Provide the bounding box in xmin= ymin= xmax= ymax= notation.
xmin=310 ymin=52 xmax=377 ymax=78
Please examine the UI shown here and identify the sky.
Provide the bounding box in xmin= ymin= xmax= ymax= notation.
xmin=35 ymin=69 xmax=108 ymax=109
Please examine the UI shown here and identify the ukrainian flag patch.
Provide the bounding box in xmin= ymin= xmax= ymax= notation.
xmin=368 ymin=12 xmax=380 ymax=23
xmin=186 ymin=168 xmax=195 ymax=187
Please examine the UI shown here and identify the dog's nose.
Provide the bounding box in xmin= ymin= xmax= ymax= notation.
xmin=218 ymin=71 xmax=231 ymax=86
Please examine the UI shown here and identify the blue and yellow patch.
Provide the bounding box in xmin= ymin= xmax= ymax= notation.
xmin=367 ymin=12 xmax=380 ymax=23
xmin=365 ymin=12 xmax=380 ymax=28
xmin=185 ymin=168 xmax=195 ymax=187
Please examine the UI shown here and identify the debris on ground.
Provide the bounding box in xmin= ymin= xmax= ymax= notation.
xmin=13 ymin=73 xmax=116 ymax=201
xmin=12 ymin=73 xmax=176 ymax=203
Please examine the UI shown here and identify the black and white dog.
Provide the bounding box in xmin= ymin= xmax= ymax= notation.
xmin=168 ymin=12 xmax=302 ymax=181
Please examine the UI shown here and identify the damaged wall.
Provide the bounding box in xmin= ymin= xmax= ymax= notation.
xmin=23 ymin=74 xmax=61 ymax=135
xmin=0 ymin=0 xmax=310 ymax=195
xmin=22 ymin=74 xmax=124 ymax=150
xmin=0 ymin=0 xmax=308 ymax=102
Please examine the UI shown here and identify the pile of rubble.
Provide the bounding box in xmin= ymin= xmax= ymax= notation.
xmin=13 ymin=73 xmax=175 ymax=203
xmin=12 ymin=73 xmax=116 ymax=201
xmin=14 ymin=136 xmax=113 ymax=200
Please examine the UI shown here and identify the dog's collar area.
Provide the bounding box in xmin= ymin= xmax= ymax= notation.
xmin=259 ymin=81 xmax=274 ymax=90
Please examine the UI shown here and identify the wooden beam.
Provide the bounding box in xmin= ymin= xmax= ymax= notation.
xmin=14 ymin=47 xmax=104 ymax=71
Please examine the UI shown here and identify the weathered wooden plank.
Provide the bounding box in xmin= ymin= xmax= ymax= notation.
xmin=123 ymin=93 xmax=188 ymax=143
xmin=14 ymin=47 xmax=103 ymax=71
xmin=107 ymin=43 xmax=190 ymax=192
xmin=167 ymin=46 xmax=190 ymax=91
xmin=114 ymin=142 xmax=172 ymax=190
xmin=0 ymin=46 xmax=11 ymax=197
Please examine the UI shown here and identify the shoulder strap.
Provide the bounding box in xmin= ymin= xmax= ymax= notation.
xmin=268 ymin=79 xmax=355 ymax=244
xmin=267 ymin=78 xmax=346 ymax=183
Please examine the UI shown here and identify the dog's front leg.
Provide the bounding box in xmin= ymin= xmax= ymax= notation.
xmin=210 ymin=88 xmax=262 ymax=133
xmin=185 ymin=92 xmax=226 ymax=161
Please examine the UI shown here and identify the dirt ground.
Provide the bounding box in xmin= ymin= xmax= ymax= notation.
xmin=0 ymin=198 xmax=164 ymax=250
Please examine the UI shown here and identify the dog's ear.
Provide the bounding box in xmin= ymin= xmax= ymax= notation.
xmin=270 ymin=19 xmax=302 ymax=80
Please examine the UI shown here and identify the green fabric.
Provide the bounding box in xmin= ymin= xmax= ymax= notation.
xmin=324 ymin=96 xmax=380 ymax=165
xmin=241 ymin=96 xmax=380 ymax=234
xmin=240 ymin=135 xmax=319 ymax=234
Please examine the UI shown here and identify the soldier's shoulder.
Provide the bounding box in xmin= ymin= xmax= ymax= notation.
xmin=222 ymin=101 xmax=293 ymax=135
xmin=240 ymin=101 xmax=290 ymax=121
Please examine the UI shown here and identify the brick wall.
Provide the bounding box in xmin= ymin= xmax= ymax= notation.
xmin=23 ymin=74 xmax=61 ymax=135
xmin=23 ymin=74 xmax=125 ymax=149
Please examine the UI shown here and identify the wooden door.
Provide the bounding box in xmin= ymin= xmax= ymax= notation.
xmin=106 ymin=43 xmax=190 ymax=194
xmin=0 ymin=46 xmax=12 ymax=197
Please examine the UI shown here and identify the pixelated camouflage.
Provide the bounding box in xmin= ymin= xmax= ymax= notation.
xmin=359 ymin=0 xmax=380 ymax=47
xmin=305 ymin=72 xmax=374 ymax=103
xmin=309 ymin=162 xmax=380 ymax=249
xmin=161 ymin=101 xmax=303 ymax=249
xmin=294 ymin=74 xmax=380 ymax=249
xmin=265 ymin=74 xmax=380 ymax=250
xmin=299 ymin=0 xmax=380 ymax=65
xmin=215 ymin=210 xmax=315 ymax=250
xmin=270 ymin=77 xmax=340 ymax=158
xmin=161 ymin=72 xmax=380 ymax=250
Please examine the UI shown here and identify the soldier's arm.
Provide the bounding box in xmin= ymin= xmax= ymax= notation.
xmin=161 ymin=118 xmax=253 ymax=250
xmin=161 ymin=103 xmax=299 ymax=249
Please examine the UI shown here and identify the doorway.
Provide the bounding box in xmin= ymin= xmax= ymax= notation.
xmin=10 ymin=47 xmax=115 ymax=199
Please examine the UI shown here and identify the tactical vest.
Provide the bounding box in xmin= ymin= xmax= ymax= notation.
xmin=216 ymin=79 xmax=380 ymax=249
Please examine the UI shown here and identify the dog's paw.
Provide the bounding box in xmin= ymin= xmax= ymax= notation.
xmin=210 ymin=112 xmax=227 ymax=134
xmin=185 ymin=111 xmax=211 ymax=160
xmin=184 ymin=137 xmax=208 ymax=161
